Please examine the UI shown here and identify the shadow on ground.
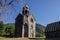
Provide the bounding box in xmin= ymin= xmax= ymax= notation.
xmin=31 ymin=38 xmax=60 ymax=40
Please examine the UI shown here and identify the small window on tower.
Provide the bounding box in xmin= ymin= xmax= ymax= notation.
xmin=25 ymin=10 xmax=28 ymax=14
xmin=31 ymin=18 xmax=33 ymax=23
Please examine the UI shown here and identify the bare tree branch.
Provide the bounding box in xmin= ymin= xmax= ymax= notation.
xmin=0 ymin=0 xmax=2 ymax=6
xmin=4 ymin=0 xmax=15 ymax=7
xmin=0 ymin=0 xmax=21 ymax=14
xmin=4 ymin=0 xmax=7 ymax=6
xmin=11 ymin=3 xmax=16 ymax=12
xmin=7 ymin=0 xmax=15 ymax=5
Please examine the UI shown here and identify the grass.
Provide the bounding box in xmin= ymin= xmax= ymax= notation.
xmin=0 ymin=37 xmax=60 ymax=40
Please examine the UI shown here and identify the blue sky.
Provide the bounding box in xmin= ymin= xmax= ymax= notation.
xmin=1 ymin=0 xmax=60 ymax=26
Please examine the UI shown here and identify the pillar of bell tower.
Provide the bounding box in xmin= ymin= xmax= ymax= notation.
xmin=22 ymin=5 xmax=36 ymax=38
xmin=22 ymin=15 xmax=28 ymax=37
xmin=22 ymin=5 xmax=29 ymax=37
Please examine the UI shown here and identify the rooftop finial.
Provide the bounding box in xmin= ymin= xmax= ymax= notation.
xmin=22 ymin=5 xmax=29 ymax=15
xmin=23 ymin=5 xmax=29 ymax=11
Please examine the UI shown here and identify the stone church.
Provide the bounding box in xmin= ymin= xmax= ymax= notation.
xmin=14 ymin=5 xmax=36 ymax=38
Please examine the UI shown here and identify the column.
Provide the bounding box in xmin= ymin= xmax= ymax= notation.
xmin=22 ymin=25 xmax=24 ymax=37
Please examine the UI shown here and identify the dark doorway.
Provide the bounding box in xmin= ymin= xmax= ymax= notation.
xmin=24 ymin=23 xmax=28 ymax=37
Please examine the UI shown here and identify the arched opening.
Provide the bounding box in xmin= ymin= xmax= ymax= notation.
xmin=24 ymin=23 xmax=28 ymax=37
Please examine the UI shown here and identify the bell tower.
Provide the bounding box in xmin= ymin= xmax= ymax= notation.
xmin=22 ymin=5 xmax=29 ymax=15
xmin=22 ymin=5 xmax=36 ymax=38
xmin=22 ymin=5 xmax=29 ymax=37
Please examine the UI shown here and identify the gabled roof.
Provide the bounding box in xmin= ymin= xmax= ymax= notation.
xmin=28 ymin=14 xmax=36 ymax=21
xmin=47 ymin=21 xmax=60 ymax=25
xmin=15 ymin=13 xmax=23 ymax=20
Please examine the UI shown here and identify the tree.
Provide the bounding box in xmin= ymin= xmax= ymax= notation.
xmin=5 ymin=25 xmax=15 ymax=37
xmin=0 ymin=0 xmax=23 ymax=23
xmin=0 ymin=0 xmax=23 ymax=14
xmin=0 ymin=21 xmax=3 ymax=28
xmin=0 ymin=21 xmax=4 ymax=36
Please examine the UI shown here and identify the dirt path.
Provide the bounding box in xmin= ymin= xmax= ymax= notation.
xmin=0 ymin=37 xmax=29 ymax=40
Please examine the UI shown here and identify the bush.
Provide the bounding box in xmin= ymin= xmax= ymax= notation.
xmin=0 ymin=21 xmax=4 ymax=36
xmin=5 ymin=25 xmax=15 ymax=37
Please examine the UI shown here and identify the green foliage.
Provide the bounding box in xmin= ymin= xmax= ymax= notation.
xmin=36 ymin=32 xmax=41 ymax=37
xmin=0 ymin=23 xmax=15 ymax=37
xmin=0 ymin=22 xmax=3 ymax=29
xmin=36 ymin=24 xmax=45 ymax=37
xmin=5 ymin=25 xmax=15 ymax=37
xmin=0 ymin=22 xmax=4 ymax=36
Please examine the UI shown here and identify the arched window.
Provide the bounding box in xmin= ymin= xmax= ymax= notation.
xmin=25 ymin=10 xmax=29 ymax=14
xmin=30 ymin=18 xmax=33 ymax=23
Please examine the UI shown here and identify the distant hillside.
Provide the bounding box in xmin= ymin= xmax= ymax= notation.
xmin=36 ymin=24 xmax=45 ymax=37
xmin=4 ymin=23 xmax=15 ymax=26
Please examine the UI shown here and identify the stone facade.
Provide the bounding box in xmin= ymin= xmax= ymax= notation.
xmin=14 ymin=5 xmax=36 ymax=38
xmin=45 ymin=21 xmax=60 ymax=38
